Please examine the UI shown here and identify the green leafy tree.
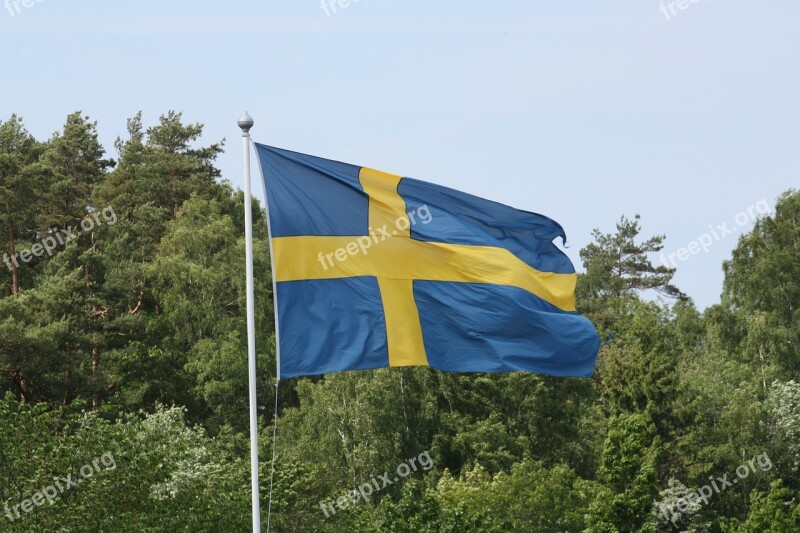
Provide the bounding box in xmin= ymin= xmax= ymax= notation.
xmin=587 ymin=413 xmax=660 ymax=532
xmin=150 ymin=195 xmax=274 ymax=429
xmin=721 ymin=190 xmax=800 ymax=375
xmin=721 ymin=481 xmax=800 ymax=532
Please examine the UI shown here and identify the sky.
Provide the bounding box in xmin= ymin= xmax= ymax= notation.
xmin=2 ymin=0 xmax=798 ymax=309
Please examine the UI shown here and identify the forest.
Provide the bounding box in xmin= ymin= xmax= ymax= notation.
xmin=0 ymin=111 xmax=798 ymax=532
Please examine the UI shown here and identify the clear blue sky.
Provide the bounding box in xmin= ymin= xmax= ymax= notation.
xmin=2 ymin=1 xmax=798 ymax=309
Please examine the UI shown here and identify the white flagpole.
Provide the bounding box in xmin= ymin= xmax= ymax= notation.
xmin=238 ymin=111 xmax=261 ymax=533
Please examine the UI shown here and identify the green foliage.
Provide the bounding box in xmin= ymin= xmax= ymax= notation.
xmin=768 ymin=380 xmax=800 ymax=473
xmin=0 ymin=113 xmax=798 ymax=530
xmin=587 ymin=413 xmax=659 ymax=532
xmin=721 ymin=190 xmax=800 ymax=374
xmin=435 ymin=461 xmax=602 ymax=532
xmin=720 ymin=481 xmax=800 ymax=532
xmin=653 ymin=478 xmax=708 ymax=532
xmin=0 ymin=394 xmax=254 ymax=531
xmin=579 ymin=214 xmax=684 ymax=305
xmin=0 ymin=114 xmax=47 ymax=295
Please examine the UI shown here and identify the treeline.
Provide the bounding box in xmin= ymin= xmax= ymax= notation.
xmin=0 ymin=112 xmax=798 ymax=531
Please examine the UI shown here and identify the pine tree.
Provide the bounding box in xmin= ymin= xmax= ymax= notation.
xmin=0 ymin=115 xmax=44 ymax=296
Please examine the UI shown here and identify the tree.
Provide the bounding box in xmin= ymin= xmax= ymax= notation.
xmin=29 ymin=113 xmax=113 ymax=408
xmin=150 ymin=195 xmax=274 ymax=429
xmin=768 ymin=380 xmax=800 ymax=473
xmin=720 ymin=190 xmax=800 ymax=375
xmin=434 ymin=461 xmax=601 ymax=532
xmin=98 ymin=111 xmax=225 ymax=222
xmin=0 ymin=115 xmax=44 ymax=296
xmin=579 ymin=214 xmax=684 ymax=308
xmin=721 ymin=481 xmax=800 ymax=532
xmin=587 ymin=413 xmax=660 ymax=532
xmin=39 ymin=112 xmax=113 ymax=231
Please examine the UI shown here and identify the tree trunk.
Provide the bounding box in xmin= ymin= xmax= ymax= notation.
xmin=63 ymin=369 xmax=72 ymax=406
xmin=8 ymin=225 xmax=18 ymax=296
xmin=18 ymin=373 xmax=28 ymax=403
xmin=92 ymin=347 xmax=99 ymax=410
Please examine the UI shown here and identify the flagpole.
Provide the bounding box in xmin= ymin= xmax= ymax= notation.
xmin=239 ymin=111 xmax=261 ymax=533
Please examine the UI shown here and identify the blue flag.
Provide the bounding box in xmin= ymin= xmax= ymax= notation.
xmin=255 ymin=144 xmax=599 ymax=379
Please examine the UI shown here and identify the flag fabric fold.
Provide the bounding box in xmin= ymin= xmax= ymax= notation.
xmin=255 ymin=144 xmax=599 ymax=379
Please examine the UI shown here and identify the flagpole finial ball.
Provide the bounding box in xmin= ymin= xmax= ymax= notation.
xmin=238 ymin=112 xmax=254 ymax=133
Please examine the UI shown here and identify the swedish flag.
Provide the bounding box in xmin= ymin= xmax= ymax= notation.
xmin=255 ymin=145 xmax=599 ymax=379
